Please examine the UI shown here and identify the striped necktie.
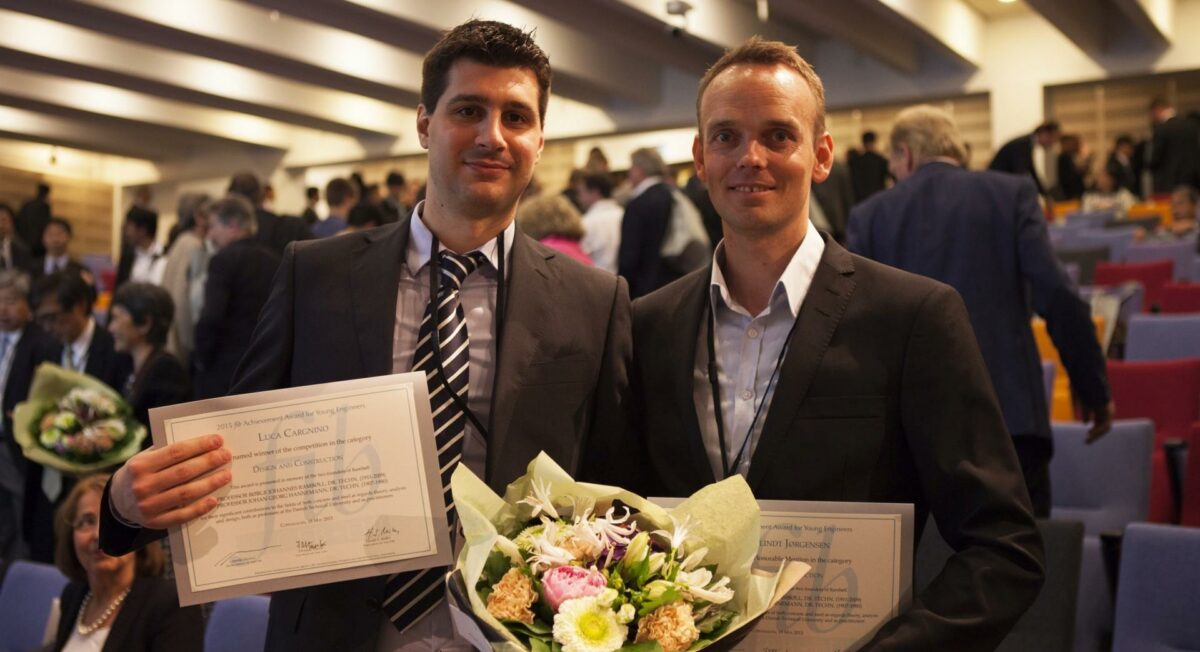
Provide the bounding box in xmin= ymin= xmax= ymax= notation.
xmin=383 ymin=249 xmax=486 ymax=633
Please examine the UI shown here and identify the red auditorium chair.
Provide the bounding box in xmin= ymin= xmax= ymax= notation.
xmin=1161 ymin=283 xmax=1200 ymax=314
xmin=1107 ymin=359 xmax=1200 ymax=522
xmin=1094 ymin=260 xmax=1173 ymax=312
xmin=1182 ymin=422 xmax=1200 ymax=527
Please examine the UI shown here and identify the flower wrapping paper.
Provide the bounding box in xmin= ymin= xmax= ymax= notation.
xmin=448 ymin=452 xmax=809 ymax=651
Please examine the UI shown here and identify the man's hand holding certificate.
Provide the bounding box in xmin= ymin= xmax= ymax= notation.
xmin=111 ymin=373 xmax=452 ymax=605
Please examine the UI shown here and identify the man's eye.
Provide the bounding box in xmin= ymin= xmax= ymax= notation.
xmin=712 ymin=132 xmax=733 ymax=144
xmin=770 ymin=130 xmax=792 ymax=142
xmin=505 ymin=112 xmax=529 ymax=125
xmin=456 ymin=107 xmax=479 ymax=118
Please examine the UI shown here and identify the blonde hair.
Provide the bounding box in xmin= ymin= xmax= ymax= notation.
xmin=697 ymin=36 xmax=826 ymax=138
xmin=55 ymin=473 xmax=165 ymax=583
xmin=517 ymin=194 xmax=585 ymax=241
xmin=889 ymin=105 xmax=969 ymax=166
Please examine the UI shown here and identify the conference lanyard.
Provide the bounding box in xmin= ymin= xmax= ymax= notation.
xmin=427 ymin=230 xmax=507 ymax=441
xmin=705 ymin=293 xmax=801 ymax=479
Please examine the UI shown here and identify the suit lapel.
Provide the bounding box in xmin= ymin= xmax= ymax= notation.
xmin=747 ymin=237 xmax=857 ymax=491
xmin=349 ymin=220 xmax=408 ymax=378
xmin=669 ymin=271 xmax=718 ymax=487
xmin=487 ymin=232 xmax=551 ymax=481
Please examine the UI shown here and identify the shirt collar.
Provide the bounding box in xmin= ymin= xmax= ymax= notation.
xmin=709 ymin=220 xmax=825 ymax=319
xmin=72 ymin=317 xmax=95 ymax=353
xmin=629 ymin=176 xmax=663 ymax=199
xmin=405 ymin=200 xmax=516 ymax=277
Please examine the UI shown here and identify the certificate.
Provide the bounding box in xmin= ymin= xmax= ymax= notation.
xmin=654 ymin=498 xmax=913 ymax=652
xmin=150 ymin=372 xmax=453 ymax=606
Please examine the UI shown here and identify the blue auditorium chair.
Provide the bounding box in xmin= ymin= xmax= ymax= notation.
xmin=205 ymin=595 xmax=271 ymax=652
xmin=1111 ymin=523 xmax=1200 ymax=651
xmin=0 ymin=560 xmax=69 ymax=652
xmin=1125 ymin=314 xmax=1200 ymax=361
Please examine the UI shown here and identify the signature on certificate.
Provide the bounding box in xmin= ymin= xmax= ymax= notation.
xmin=295 ymin=538 xmax=328 ymax=553
xmin=364 ymin=525 xmax=401 ymax=545
xmin=216 ymin=545 xmax=281 ymax=567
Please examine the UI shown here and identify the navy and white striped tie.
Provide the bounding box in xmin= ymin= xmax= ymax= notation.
xmin=383 ymin=249 xmax=486 ymax=633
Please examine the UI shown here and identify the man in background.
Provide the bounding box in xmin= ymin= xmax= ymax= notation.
xmin=124 ymin=207 xmax=165 ymax=286
xmin=1148 ymin=98 xmax=1200 ymax=194
xmin=381 ymin=171 xmax=407 ymax=223
xmin=16 ymin=183 xmax=50 ymax=259
xmin=848 ymin=130 xmax=890 ymax=203
xmin=36 ymin=218 xmax=88 ymax=281
xmin=574 ymin=171 xmax=623 ymax=274
xmin=228 ymin=171 xmax=311 ymax=255
xmin=312 ymin=177 xmax=357 ymax=238
xmin=990 ymin=121 xmax=1060 ymax=198
xmin=300 ymin=186 xmax=320 ymax=227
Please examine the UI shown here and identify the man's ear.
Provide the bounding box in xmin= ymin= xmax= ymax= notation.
xmin=416 ymin=104 xmax=431 ymax=150
xmin=692 ymin=134 xmax=706 ymax=184
xmin=811 ymin=132 xmax=835 ymax=184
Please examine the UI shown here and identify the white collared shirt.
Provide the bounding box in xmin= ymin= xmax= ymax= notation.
xmin=692 ymin=221 xmax=825 ymax=480
xmin=63 ymin=318 xmax=95 ymax=372
xmin=130 ymin=242 xmax=166 ymax=285
xmin=628 ymin=175 xmax=663 ymax=201
xmin=44 ymin=254 xmax=69 ymax=275
xmin=377 ymin=202 xmax=514 ymax=652
xmin=581 ymin=198 xmax=623 ymax=274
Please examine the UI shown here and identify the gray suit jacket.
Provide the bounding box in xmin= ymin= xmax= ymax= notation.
xmin=101 ymin=217 xmax=632 ymax=652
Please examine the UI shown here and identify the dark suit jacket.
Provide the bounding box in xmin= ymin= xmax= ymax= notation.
xmin=618 ymin=182 xmax=676 ymax=298
xmin=193 ymin=237 xmax=280 ymax=399
xmin=2 ymin=237 xmax=35 ymax=274
xmin=100 ymin=218 xmax=632 ymax=652
xmin=1149 ymin=115 xmax=1200 ymax=193
xmin=53 ymin=577 xmax=204 ymax=652
xmin=630 ymin=236 xmax=1044 ymax=650
xmin=60 ymin=326 xmax=135 ymax=393
xmin=33 ymin=256 xmax=89 ymax=280
xmin=847 ymin=163 xmax=1110 ymax=442
xmin=256 ymin=208 xmax=312 ymax=256
xmin=127 ymin=349 xmax=191 ymax=432
xmin=989 ymin=133 xmax=1049 ymax=196
xmin=1056 ymin=152 xmax=1086 ymax=201
xmin=16 ymin=198 xmax=49 ymax=259
xmin=849 ymin=149 xmax=890 ymax=203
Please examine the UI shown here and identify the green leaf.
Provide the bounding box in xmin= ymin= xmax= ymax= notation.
xmin=637 ymin=588 xmax=682 ymax=617
xmin=503 ymin=618 xmax=553 ymax=637
xmin=530 ymin=637 xmax=553 ymax=652
xmin=620 ymin=642 xmax=665 ymax=652
xmin=695 ymin=609 xmax=734 ymax=635
xmin=477 ymin=550 xmax=514 ymax=590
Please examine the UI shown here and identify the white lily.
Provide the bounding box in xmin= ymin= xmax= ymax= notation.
xmin=651 ymin=513 xmax=694 ymax=555
xmin=679 ymin=546 xmax=709 ymax=571
xmin=679 ymin=570 xmax=734 ymax=605
xmin=493 ymin=535 xmax=524 ymax=565
xmin=589 ymin=506 xmax=636 ymax=548
xmin=517 ymin=478 xmax=559 ymax=520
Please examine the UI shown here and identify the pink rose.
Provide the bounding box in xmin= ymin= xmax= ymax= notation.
xmin=541 ymin=565 xmax=607 ymax=612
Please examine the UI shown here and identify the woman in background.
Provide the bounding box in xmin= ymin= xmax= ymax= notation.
xmin=517 ymin=194 xmax=593 ymax=266
xmin=51 ymin=473 xmax=203 ymax=652
xmin=161 ymin=193 xmax=210 ymax=362
xmin=107 ymin=283 xmax=190 ymax=431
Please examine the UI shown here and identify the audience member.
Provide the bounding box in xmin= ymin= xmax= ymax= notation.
xmin=16 ymin=183 xmax=51 ymax=259
xmin=123 ymin=208 xmax=165 ymax=286
xmin=301 ymin=186 xmax=320 ymax=226
xmin=562 ymin=169 xmax=586 ymax=212
xmin=51 ymin=473 xmax=203 ymax=652
xmin=585 ymin=146 xmax=609 ymax=173
xmin=228 ymin=171 xmax=311 ymax=255
xmin=193 ymin=196 xmax=280 ymax=399
xmin=115 ymin=199 xmax=155 ymax=289
xmin=1106 ymin=134 xmax=1139 ymax=197
xmin=1082 ymin=167 xmax=1137 ymax=217
xmin=848 ymin=105 xmax=1112 ymax=517
xmin=381 ymin=171 xmax=407 ymax=223
xmin=0 ymin=202 xmax=34 ymax=272
xmin=812 ymin=158 xmax=855 ymax=241
xmin=618 ymin=147 xmax=679 ymax=297
xmin=1055 ymin=133 xmax=1090 ymax=201
xmin=313 ymin=177 xmax=357 ymax=238
xmin=682 ymin=173 xmax=723 ymax=248
xmin=574 ymin=171 xmax=622 ymax=273
xmin=160 ymin=193 xmax=211 ymax=362
xmin=848 ymin=130 xmax=890 ymax=203
xmin=36 ymin=218 xmax=89 ymax=281
xmin=989 ymin=121 xmax=1060 ymax=197
xmin=346 ymin=203 xmax=384 ymax=232
xmin=1138 ymin=185 xmax=1199 ymax=245
xmin=517 ymin=194 xmax=593 ymax=265
xmin=107 ymin=283 xmax=190 ymax=431
xmin=35 ymin=270 xmax=132 ymax=392
xmin=261 ymin=183 xmax=276 ymax=212
xmin=0 ymin=270 xmax=57 ymax=560
xmin=1148 ymin=97 xmax=1200 ymax=194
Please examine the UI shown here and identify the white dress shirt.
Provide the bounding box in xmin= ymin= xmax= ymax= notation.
xmin=692 ymin=223 xmax=824 ymax=480
xmin=377 ymin=203 xmax=513 ymax=651
xmin=580 ymin=199 xmax=623 ymax=275
xmin=63 ymin=318 xmax=95 ymax=372
xmin=129 ymin=242 xmax=166 ymax=285
xmin=43 ymin=254 xmax=69 ymax=275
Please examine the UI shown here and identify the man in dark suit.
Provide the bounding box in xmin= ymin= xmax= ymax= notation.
xmin=0 ymin=203 xmax=35 ymax=274
xmin=1148 ymin=98 xmax=1200 ymax=194
xmin=989 ymin=122 xmax=1060 ymax=197
xmin=618 ymin=147 xmax=680 ymax=297
xmin=848 ymin=105 xmax=1113 ymax=519
xmin=34 ymin=218 xmax=90 ymax=281
xmin=192 ymin=195 xmax=280 ymax=399
xmin=632 ymin=39 xmax=1043 ymax=650
xmin=228 ymin=172 xmax=312 ymax=256
xmin=848 ymin=130 xmax=890 ymax=203
xmin=99 ymin=20 xmax=631 ymax=652
xmin=381 ymin=171 xmax=408 ymax=224
xmin=16 ymin=183 xmax=51 ymax=259
xmin=1107 ymin=134 xmax=1139 ymax=197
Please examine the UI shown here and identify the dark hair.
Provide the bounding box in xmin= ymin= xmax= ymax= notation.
xmin=698 ymin=37 xmax=825 ymax=139
xmin=0 ymin=203 xmax=13 ymax=219
xmin=111 ymin=282 xmax=173 ymax=348
xmin=208 ymin=194 xmax=257 ymax=232
xmin=386 ymin=171 xmax=406 ymax=187
xmin=325 ymin=178 xmax=358 ymax=207
xmin=348 ymin=203 xmax=384 ymax=229
xmin=862 ymin=131 xmax=877 ymax=146
xmin=306 ymin=186 xmax=319 ymax=200
xmin=125 ymin=206 xmax=158 ymax=238
xmin=55 ymin=474 xmax=165 ymax=583
xmin=1035 ymin=121 xmax=1060 ymax=135
xmin=1150 ymin=97 xmax=1170 ymax=112
xmin=1115 ymin=134 xmax=1134 ymax=148
xmin=46 ymin=217 xmax=72 ymax=237
xmin=421 ymin=20 xmax=552 ymax=124
xmin=580 ymin=172 xmax=613 ymax=198
xmin=228 ymin=171 xmax=262 ymax=204
xmin=36 ymin=183 xmax=50 ymax=199
xmin=34 ymin=270 xmax=92 ymax=313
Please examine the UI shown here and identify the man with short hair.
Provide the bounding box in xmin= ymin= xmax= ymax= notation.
xmin=848 ymin=104 xmax=1113 ymax=519
xmin=990 ymin=121 xmax=1061 ymax=197
xmin=1107 ymin=134 xmax=1139 ymax=197
xmin=381 ymin=171 xmax=407 ymax=223
xmin=1148 ymin=98 xmax=1200 ymax=194
xmin=16 ymin=183 xmax=50 ymax=259
xmin=848 ymin=130 xmax=890 ymax=203
xmin=574 ymin=171 xmax=623 ymax=274
xmin=192 ymin=195 xmax=280 ymax=399
xmin=618 ymin=147 xmax=676 ymax=297
xmin=228 ymin=171 xmax=311 ymax=254
xmin=124 ymin=207 xmax=166 ymax=286
xmin=632 ymin=38 xmax=1043 ymax=649
xmin=312 ymin=177 xmax=357 ymax=237
xmin=301 ymin=186 xmax=320 ymax=226
xmin=100 ymin=20 xmax=631 ymax=651
xmin=36 ymin=218 xmax=89 ymax=281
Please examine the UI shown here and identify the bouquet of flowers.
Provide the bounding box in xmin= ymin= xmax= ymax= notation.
xmin=13 ymin=363 xmax=146 ymax=473
xmin=448 ymin=453 xmax=808 ymax=652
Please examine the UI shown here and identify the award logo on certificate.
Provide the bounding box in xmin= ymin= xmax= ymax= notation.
xmin=149 ymin=372 xmax=453 ymax=606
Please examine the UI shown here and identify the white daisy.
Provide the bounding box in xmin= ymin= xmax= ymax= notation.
xmin=553 ymin=596 xmax=628 ymax=652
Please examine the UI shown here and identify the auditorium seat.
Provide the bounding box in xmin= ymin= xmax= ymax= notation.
xmin=1125 ymin=314 xmax=1200 ymax=361
xmin=1065 ymin=210 xmax=1115 ymax=229
xmin=205 ymin=595 xmax=270 ymax=652
xmin=1056 ymin=245 xmax=1109 ymax=285
xmin=1161 ymin=282 xmax=1200 ymax=313
xmin=0 ymin=560 xmax=69 ymax=652
xmin=1123 ymin=240 xmax=1196 ymax=281
xmin=1094 ymin=260 xmax=1173 ymax=312
xmin=1107 ymin=359 xmax=1200 ymax=522
xmin=1076 ymin=229 xmax=1135 ymax=262
xmin=1182 ymin=422 xmax=1200 ymax=527
xmin=1111 ymin=523 xmax=1200 ymax=651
